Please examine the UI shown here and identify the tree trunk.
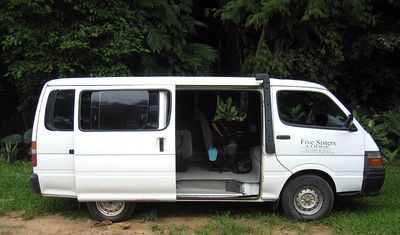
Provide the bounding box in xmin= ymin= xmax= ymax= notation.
xmin=256 ymin=27 xmax=266 ymax=57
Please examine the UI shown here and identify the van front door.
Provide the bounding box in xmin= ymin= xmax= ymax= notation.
xmin=74 ymin=85 xmax=175 ymax=201
xmin=271 ymin=87 xmax=365 ymax=193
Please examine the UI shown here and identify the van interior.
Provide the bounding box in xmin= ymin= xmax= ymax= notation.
xmin=175 ymin=89 xmax=262 ymax=199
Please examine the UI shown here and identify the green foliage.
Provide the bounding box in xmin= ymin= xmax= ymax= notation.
xmin=217 ymin=0 xmax=374 ymax=79
xmin=287 ymin=104 xmax=306 ymax=120
xmin=0 ymin=129 xmax=32 ymax=164
xmin=150 ymin=223 xmax=165 ymax=234
xmin=23 ymin=129 xmax=32 ymax=145
xmin=194 ymin=212 xmax=256 ymax=234
xmin=341 ymin=30 xmax=400 ymax=109
xmin=355 ymin=107 xmax=400 ymax=163
xmin=1 ymin=160 xmax=400 ymax=234
xmin=133 ymin=0 xmax=217 ymax=76
xmin=168 ymin=224 xmax=190 ymax=235
xmin=242 ymin=43 xmax=288 ymax=77
xmin=0 ymin=0 xmax=216 ymax=113
xmin=0 ymin=134 xmax=22 ymax=163
xmin=214 ymin=96 xmax=247 ymax=122
xmin=0 ymin=160 xmax=82 ymax=217
xmin=323 ymin=166 xmax=400 ymax=234
xmin=216 ymin=0 xmax=400 ymax=111
xmin=141 ymin=208 xmax=158 ymax=222
xmin=23 ymin=129 xmax=32 ymax=156
xmin=0 ymin=0 xmax=399 ymax=160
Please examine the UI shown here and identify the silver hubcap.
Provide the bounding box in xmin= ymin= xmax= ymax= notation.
xmin=96 ymin=201 xmax=125 ymax=217
xmin=294 ymin=186 xmax=323 ymax=215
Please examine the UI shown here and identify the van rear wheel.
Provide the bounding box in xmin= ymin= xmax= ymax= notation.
xmin=281 ymin=175 xmax=333 ymax=221
xmin=87 ymin=201 xmax=135 ymax=222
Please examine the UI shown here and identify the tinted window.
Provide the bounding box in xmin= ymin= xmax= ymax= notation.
xmin=277 ymin=91 xmax=347 ymax=128
xmin=80 ymin=90 xmax=160 ymax=131
xmin=45 ymin=90 xmax=75 ymax=131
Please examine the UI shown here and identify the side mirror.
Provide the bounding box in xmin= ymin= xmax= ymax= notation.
xmin=344 ymin=113 xmax=354 ymax=130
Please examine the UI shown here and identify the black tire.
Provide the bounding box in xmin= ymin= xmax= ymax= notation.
xmin=281 ymin=175 xmax=334 ymax=221
xmin=87 ymin=201 xmax=135 ymax=222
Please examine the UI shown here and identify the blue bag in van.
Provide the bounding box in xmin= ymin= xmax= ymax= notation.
xmin=208 ymin=147 xmax=218 ymax=161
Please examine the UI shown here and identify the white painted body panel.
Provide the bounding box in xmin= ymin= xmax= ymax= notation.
xmin=364 ymin=131 xmax=380 ymax=152
xmin=259 ymin=91 xmax=291 ymax=201
xmin=261 ymin=152 xmax=291 ymax=200
xmin=34 ymin=86 xmax=76 ymax=197
xmin=271 ymin=86 xmax=365 ymax=194
xmin=32 ymin=76 xmax=378 ymax=203
xmin=73 ymin=85 xmax=176 ymax=201
xmin=46 ymin=76 xmax=324 ymax=90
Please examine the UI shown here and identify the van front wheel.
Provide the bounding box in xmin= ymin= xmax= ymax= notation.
xmin=87 ymin=201 xmax=135 ymax=222
xmin=281 ymin=175 xmax=333 ymax=221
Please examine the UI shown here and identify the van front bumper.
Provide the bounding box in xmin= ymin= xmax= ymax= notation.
xmin=30 ymin=173 xmax=41 ymax=195
xmin=361 ymin=166 xmax=385 ymax=196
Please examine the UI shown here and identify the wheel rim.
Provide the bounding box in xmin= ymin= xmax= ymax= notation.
xmin=293 ymin=186 xmax=323 ymax=215
xmin=96 ymin=201 xmax=125 ymax=217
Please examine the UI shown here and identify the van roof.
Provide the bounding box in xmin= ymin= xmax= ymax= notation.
xmin=46 ymin=76 xmax=326 ymax=90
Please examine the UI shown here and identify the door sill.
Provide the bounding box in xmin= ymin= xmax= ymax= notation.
xmin=177 ymin=192 xmax=244 ymax=200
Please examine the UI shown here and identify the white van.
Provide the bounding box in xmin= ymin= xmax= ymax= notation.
xmin=30 ymin=74 xmax=385 ymax=221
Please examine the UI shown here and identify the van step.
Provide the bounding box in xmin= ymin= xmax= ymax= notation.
xmin=176 ymin=180 xmax=260 ymax=196
xmin=177 ymin=188 xmax=243 ymax=199
xmin=176 ymin=161 xmax=260 ymax=183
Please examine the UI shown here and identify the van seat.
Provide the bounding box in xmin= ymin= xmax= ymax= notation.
xmin=197 ymin=110 xmax=237 ymax=171
xmin=176 ymin=130 xmax=193 ymax=172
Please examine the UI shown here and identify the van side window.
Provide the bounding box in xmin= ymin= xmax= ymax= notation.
xmin=277 ymin=91 xmax=347 ymax=128
xmin=45 ymin=90 xmax=75 ymax=131
xmin=80 ymin=90 xmax=160 ymax=131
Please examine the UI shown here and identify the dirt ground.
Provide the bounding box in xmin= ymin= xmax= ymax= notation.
xmin=0 ymin=212 xmax=333 ymax=235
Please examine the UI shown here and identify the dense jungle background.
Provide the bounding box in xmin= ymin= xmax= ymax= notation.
xmin=0 ymin=0 xmax=399 ymax=163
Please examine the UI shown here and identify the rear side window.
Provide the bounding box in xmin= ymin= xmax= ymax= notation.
xmin=277 ymin=90 xmax=347 ymax=128
xmin=80 ymin=90 xmax=160 ymax=131
xmin=45 ymin=90 xmax=75 ymax=131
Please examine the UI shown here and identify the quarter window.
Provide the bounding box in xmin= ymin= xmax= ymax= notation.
xmin=80 ymin=90 xmax=160 ymax=131
xmin=277 ymin=91 xmax=347 ymax=128
xmin=45 ymin=90 xmax=75 ymax=131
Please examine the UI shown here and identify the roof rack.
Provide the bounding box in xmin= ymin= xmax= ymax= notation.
xmin=255 ymin=73 xmax=269 ymax=82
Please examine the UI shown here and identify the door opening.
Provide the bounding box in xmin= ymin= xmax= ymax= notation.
xmin=175 ymin=89 xmax=262 ymax=199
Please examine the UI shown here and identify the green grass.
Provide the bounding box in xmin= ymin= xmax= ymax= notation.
xmin=150 ymin=223 xmax=165 ymax=234
xmin=194 ymin=212 xmax=257 ymax=235
xmin=1 ymin=159 xmax=399 ymax=234
xmin=0 ymin=160 xmax=84 ymax=218
xmin=168 ymin=224 xmax=190 ymax=235
xmin=321 ymin=166 xmax=400 ymax=234
xmin=139 ymin=208 xmax=158 ymax=222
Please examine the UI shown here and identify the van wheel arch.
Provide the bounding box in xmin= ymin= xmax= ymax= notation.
xmin=279 ymin=170 xmax=336 ymax=221
xmin=282 ymin=170 xmax=337 ymax=196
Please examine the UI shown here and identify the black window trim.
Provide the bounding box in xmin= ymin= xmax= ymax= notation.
xmin=78 ymin=89 xmax=172 ymax=132
xmin=44 ymin=89 xmax=75 ymax=132
xmin=276 ymin=90 xmax=357 ymax=132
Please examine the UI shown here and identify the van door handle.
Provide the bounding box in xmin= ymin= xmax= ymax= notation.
xmin=276 ymin=135 xmax=291 ymax=140
xmin=159 ymin=138 xmax=164 ymax=152
xmin=69 ymin=149 xmax=74 ymax=154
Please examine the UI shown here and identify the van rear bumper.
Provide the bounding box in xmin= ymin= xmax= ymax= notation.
xmin=361 ymin=167 xmax=385 ymax=196
xmin=30 ymin=173 xmax=41 ymax=195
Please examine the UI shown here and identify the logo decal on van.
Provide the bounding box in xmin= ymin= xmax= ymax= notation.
xmin=300 ymin=139 xmax=336 ymax=154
